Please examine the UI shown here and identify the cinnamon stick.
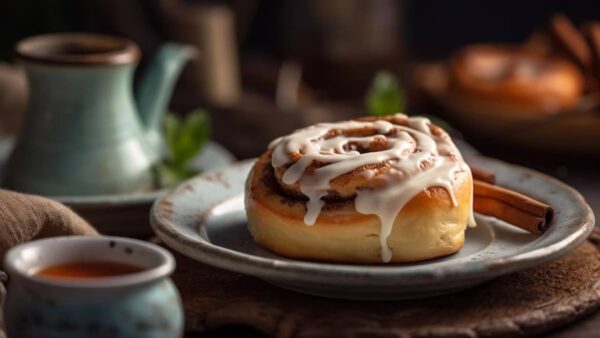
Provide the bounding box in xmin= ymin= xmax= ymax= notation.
xmin=473 ymin=180 xmax=554 ymax=235
xmin=469 ymin=165 xmax=496 ymax=184
xmin=582 ymin=22 xmax=600 ymax=85
xmin=549 ymin=13 xmax=593 ymax=70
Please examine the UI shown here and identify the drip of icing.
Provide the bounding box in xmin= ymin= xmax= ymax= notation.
xmin=270 ymin=114 xmax=476 ymax=262
xmin=355 ymin=160 xmax=460 ymax=262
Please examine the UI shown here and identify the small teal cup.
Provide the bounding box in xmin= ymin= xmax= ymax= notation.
xmin=2 ymin=236 xmax=183 ymax=338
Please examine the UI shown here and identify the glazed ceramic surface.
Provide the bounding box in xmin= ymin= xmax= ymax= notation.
xmin=0 ymin=138 xmax=235 ymax=237
xmin=3 ymin=33 xmax=194 ymax=196
xmin=151 ymin=157 xmax=594 ymax=300
xmin=3 ymin=236 xmax=183 ymax=338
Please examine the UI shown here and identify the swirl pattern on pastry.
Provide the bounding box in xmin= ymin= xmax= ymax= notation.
xmin=268 ymin=114 xmax=475 ymax=262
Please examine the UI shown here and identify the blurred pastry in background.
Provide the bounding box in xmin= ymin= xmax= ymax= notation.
xmin=413 ymin=13 xmax=600 ymax=155
xmin=447 ymin=44 xmax=584 ymax=116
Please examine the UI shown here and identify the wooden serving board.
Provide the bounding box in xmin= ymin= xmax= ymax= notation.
xmin=171 ymin=229 xmax=600 ymax=338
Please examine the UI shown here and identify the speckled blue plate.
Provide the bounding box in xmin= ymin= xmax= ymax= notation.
xmin=150 ymin=157 xmax=594 ymax=300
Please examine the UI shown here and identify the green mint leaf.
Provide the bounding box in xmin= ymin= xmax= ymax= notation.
xmin=177 ymin=110 xmax=211 ymax=166
xmin=156 ymin=109 xmax=212 ymax=188
xmin=154 ymin=163 xmax=182 ymax=188
xmin=163 ymin=113 xmax=180 ymax=158
xmin=164 ymin=110 xmax=211 ymax=168
xmin=154 ymin=163 xmax=198 ymax=188
xmin=366 ymin=71 xmax=404 ymax=116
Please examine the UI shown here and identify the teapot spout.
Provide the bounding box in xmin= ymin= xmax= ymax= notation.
xmin=136 ymin=43 xmax=196 ymax=153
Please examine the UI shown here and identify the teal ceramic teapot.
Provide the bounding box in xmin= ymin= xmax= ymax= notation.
xmin=2 ymin=33 xmax=195 ymax=196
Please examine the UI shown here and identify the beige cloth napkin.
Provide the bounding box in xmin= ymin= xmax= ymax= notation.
xmin=0 ymin=189 xmax=98 ymax=337
xmin=0 ymin=189 xmax=97 ymax=257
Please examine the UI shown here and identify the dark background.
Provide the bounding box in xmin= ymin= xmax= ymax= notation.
xmin=0 ymin=0 xmax=598 ymax=186
xmin=2 ymin=0 xmax=600 ymax=61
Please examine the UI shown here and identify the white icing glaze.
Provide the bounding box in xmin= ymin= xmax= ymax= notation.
xmin=270 ymin=114 xmax=476 ymax=262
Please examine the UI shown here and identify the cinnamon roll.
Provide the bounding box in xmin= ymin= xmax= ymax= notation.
xmin=448 ymin=44 xmax=584 ymax=115
xmin=245 ymin=114 xmax=475 ymax=264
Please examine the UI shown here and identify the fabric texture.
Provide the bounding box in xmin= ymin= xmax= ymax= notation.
xmin=0 ymin=189 xmax=97 ymax=259
xmin=0 ymin=189 xmax=97 ymax=337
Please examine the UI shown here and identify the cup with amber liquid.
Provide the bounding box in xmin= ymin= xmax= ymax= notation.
xmin=2 ymin=236 xmax=183 ymax=338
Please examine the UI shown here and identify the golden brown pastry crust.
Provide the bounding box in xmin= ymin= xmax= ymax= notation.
xmin=245 ymin=150 xmax=472 ymax=264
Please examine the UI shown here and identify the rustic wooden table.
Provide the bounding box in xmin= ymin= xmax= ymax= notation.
xmin=532 ymin=166 xmax=600 ymax=338
xmin=174 ymin=238 xmax=600 ymax=338
xmin=472 ymin=143 xmax=600 ymax=338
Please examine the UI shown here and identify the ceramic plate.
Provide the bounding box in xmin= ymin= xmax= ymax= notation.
xmin=0 ymin=138 xmax=235 ymax=237
xmin=150 ymin=158 xmax=594 ymax=300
